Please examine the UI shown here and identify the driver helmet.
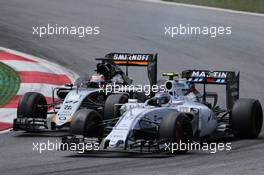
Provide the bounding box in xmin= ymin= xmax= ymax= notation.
xmin=154 ymin=92 xmax=171 ymax=106
xmin=96 ymin=63 xmax=112 ymax=79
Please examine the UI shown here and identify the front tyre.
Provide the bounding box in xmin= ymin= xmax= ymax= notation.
xmin=69 ymin=109 xmax=103 ymax=138
xmin=159 ymin=112 xmax=193 ymax=154
xmin=103 ymin=93 xmax=128 ymax=120
xmin=232 ymin=98 xmax=263 ymax=139
xmin=17 ymin=92 xmax=47 ymax=119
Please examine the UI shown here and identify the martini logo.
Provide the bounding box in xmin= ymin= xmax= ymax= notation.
xmin=191 ymin=71 xmax=228 ymax=78
xmin=113 ymin=54 xmax=150 ymax=61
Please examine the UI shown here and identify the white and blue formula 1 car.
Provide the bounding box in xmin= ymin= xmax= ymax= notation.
xmin=13 ymin=52 xmax=158 ymax=132
xmin=62 ymin=70 xmax=263 ymax=154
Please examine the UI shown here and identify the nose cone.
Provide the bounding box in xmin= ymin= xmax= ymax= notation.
xmin=54 ymin=114 xmax=72 ymax=127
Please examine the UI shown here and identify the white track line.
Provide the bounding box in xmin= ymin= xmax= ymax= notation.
xmin=0 ymin=108 xmax=17 ymax=122
xmin=17 ymin=83 xmax=59 ymax=98
xmin=143 ymin=0 xmax=264 ymax=17
xmin=0 ymin=129 xmax=12 ymax=134
xmin=0 ymin=60 xmax=61 ymax=72
xmin=0 ymin=47 xmax=79 ymax=132
xmin=0 ymin=47 xmax=79 ymax=82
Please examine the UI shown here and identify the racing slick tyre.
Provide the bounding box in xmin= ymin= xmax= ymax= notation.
xmin=69 ymin=109 xmax=104 ymax=138
xmin=103 ymin=93 xmax=128 ymax=120
xmin=17 ymin=92 xmax=48 ymax=119
xmin=231 ymin=98 xmax=263 ymax=139
xmin=159 ymin=112 xmax=193 ymax=154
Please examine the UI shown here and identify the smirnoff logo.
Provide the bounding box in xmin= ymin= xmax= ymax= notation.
xmin=113 ymin=54 xmax=150 ymax=61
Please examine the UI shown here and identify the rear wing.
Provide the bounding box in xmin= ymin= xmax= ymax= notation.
xmin=181 ymin=70 xmax=240 ymax=109
xmin=99 ymin=53 xmax=158 ymax=86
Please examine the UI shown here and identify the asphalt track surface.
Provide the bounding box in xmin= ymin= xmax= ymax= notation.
xmin=0 ymin=0 xmax=264 ymax=174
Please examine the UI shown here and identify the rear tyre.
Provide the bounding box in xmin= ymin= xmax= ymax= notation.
xmin=159 ymin=112 xmax=193 ymax=154
xmin=103 ymin=93 xmax=128 ymax=120
xmin=69 ymin=109 xmax=103 ymax=138
xmin=17 ymin=92 xmax=47 ymax=119
xmin=232 ymin=98 xmax=263 ymax=139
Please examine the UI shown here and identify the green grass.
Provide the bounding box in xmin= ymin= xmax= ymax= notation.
xmin=0 ymin=63 xmax=20 ymax=106
xmin=165 ymin=0 xmax=264 ymax=13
